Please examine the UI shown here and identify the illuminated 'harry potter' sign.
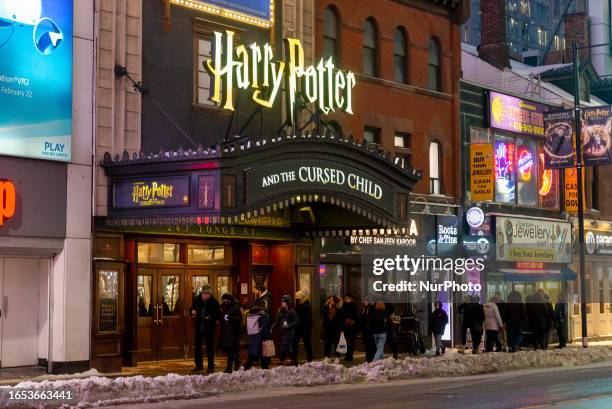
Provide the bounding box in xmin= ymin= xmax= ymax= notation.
xmin=205 ymin=30 xmax=356 ymax=123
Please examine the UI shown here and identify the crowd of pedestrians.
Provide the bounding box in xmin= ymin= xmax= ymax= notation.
xmin=458 ymin=289 xmax=568 ymax=353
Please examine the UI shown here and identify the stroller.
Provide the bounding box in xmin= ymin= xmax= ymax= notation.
xmin=400 ymin=310 xmax=426 ymax=355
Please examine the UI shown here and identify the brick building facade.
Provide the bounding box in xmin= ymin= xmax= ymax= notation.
xmin=315 ymin=0 xmax=468 ymax=199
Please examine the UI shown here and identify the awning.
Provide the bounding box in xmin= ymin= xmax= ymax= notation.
xmin=490 ymin=268 xmax=577 ymax=282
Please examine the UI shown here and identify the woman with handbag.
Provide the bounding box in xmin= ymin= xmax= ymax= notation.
xmin=322 ymin=295 xmax=344 ymax=363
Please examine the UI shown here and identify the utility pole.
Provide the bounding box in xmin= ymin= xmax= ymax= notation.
xmin=572 ymin=42 xmax=588 ymax=348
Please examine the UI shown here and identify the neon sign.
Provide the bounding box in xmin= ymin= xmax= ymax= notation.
xmin=538 ymin=153 xmax=553 ymax=196
xmin=517 ymin=148 xmax=534 ymax=181
xmin=0 ymin=179 xmax=16 ymax=226
xmin=205 ymin=30 xmax=356 ymax=124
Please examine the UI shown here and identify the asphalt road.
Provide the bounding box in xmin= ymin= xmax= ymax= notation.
xmin=106 ymin=362 xmax=612 ymax=409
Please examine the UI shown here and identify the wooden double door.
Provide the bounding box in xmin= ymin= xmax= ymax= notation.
xmin=136 ymin=267 xmax=233 ymax=362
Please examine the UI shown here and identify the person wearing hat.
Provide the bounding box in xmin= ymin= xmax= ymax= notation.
xmin=292 ymin=290 xmax=313 ymax=364
xmin=220 ymin=293 xmax=242 ymax=372
xmin=254 ymin=285 xmax=273 ymax=314
xmin=190 ymin=284 xmax=220 ymax=373
xmin=271 ymin=295 xmax=299 ymax=365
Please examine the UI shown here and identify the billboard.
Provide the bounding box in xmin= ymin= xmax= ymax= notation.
xmin=489 ymin=91 xmax=546 ymax=138
xmin=544 ymin=109 xmax=575 ymax=168
xmin=581 ymin=106 xmax=612 ymax=166
xmin=0 ymin=0 xmax=73 ymax=162
xmin=469 ymin=143 xmax=494 ymax=201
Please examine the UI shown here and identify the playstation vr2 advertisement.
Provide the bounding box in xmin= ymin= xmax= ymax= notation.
xmin=0 ymin=0 xmax=72 ymax=161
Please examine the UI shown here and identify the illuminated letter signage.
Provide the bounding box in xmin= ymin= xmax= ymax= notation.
xmin=0 ymin=179 xmax=16 ymax=226
xmin=205 ymin=30 xmax=356 ymax=123
xmin=113 ymin=176 xmax=191 ymax=209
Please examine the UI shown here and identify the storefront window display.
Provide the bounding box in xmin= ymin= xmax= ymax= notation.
xmin=493 ymin=134 xmax=559 ymax=208
xmin=138 ymin=243 xmax=181 ymax=263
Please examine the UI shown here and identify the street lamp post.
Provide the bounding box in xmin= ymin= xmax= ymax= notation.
xmin=572 ymin=42 xmax=588 ymax=348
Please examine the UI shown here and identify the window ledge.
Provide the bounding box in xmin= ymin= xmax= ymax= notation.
xmin=355 ymin=73 xmax=453 ymax=100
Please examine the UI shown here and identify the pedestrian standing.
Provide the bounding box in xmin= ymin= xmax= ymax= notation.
xmin=360 ymin=301 xmax=376 ymax=362
xmin=554 ymin=294 xmax=568 ymax=349
xmin=292 ymin=291 xmax=313 ymax=364
xmin=190 ymin=285 xmax=220 ymax=373
xmin=322 ymin=295 xmax=344 ymax=363
xmin=385 ymin=303 xmax=399 ymax=359
xmin=529 ymin=291 xmax=548 ymax=350
xmin=254 ymin=286 xmax=273 ymax=315
xmin=504 ymin=290 xmax=527 ymax=352
xmin=220 ymin=293 xmax=242 ymax=373
xmin=272 ymin=295 xmax=299 ymax=365
xmin=429 ymin=301 xmax=448 ymax=356
xmin=458 ymin=296 xmax=473 ymax=352
xmin=543 ymin=292 xmax=555 ymax=349
xmin=369 ymin=301 xmax=388 ymax=361
xmin=484 ymin=297 xmax=503 ymax=352
xmin=244 ymin=305 xmax=271 ymax=370
xmin=342 ymin=293 xmax=359 ymax=363
xmin=470 ymin=296 xmax=485 ymax=354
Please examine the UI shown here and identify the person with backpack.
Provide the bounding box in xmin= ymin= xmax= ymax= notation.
xmin=272 ymin=295 xmax=299 ymax=365
xmin=244 ymin=305 xmax=271 ymax=370
xmin=292 ymin=290 xmax=313 ymax=365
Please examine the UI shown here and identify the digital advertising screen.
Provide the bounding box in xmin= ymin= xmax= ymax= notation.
xmin=0 ymin=0 xmax=73 ymax=162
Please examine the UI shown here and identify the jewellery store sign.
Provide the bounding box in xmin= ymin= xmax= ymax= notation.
xmin=495 ymin=216 xmax=572 ymax=263
xmin=246 ymin=159 xmax=394 ymax=215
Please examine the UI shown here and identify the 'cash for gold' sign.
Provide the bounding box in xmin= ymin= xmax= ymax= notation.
xmin=563 ymin=168 xmax=586 ymax=213
xmin=469 ymin=144 xmax=494 ymax=201
xmin=113 ymin=176 xmax=191 ymax=209
xmin=205 ymin=30 xmax=356 ymax=124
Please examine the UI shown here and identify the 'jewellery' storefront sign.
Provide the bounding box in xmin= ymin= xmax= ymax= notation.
xmin=205 ymin=30 xmax=356 ymax=123
xmin=495 ymin=216 xmax=572 ymax=263
xmin=246 ymin=160 xmax=394 ymax=214
xmin=489 ymin=92 xmax=546 ymax=137
xmin=113 ymin=176 xmax=191 ymax=209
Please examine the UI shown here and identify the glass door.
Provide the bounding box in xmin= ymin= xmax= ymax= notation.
xmin=136 ymin=270 xmax=155 ymax=362
xmin=186 ymin=271 xmax=212 ymax=358
xmin=157 ymin=270 xmax=185 ymax=360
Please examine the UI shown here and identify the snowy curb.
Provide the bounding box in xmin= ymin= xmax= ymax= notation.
xmin=2 ymin=346 xmax=612 ymax=408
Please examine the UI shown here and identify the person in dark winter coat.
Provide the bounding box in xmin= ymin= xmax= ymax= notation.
xmin=220 ymin=293 xmax=242 ymax=372
xmin=342 ymin=294 xmax=359 ymax=362
xmin=554 ymin=294 xmax=568 ymax=348
xmin=429 ymin=301 xmax=449 ymax=356
xmin=527 ymin=291 xmax=548 ymax=350
xmin=254 ymin=286 xmax=273 ymax=315
xmin=292 ymin=291 xmax=313 ymax=364
xmin=369 ymin=301 xmax=388 ymax=361
xmin=470 ymin=296 xmax=485 ymax=354
xmin=543 ymin=292 xmax=555 ymax=349
xmin=360 ymin=301 xmax=376 ymax=363
xmin=322 ymin=295 xmax=344 ymax=362
xmin=504 ymin=290 xmax=528 ymax=352
xmin=244 ymin=305 xmax=271 ymax=369
xmin=190 ymin=285 xmax=220 ymax=372
xmin=458 ymin=296 xmax=473 ymax=352
xmin=385 ymin=303 xmax=399 ymax=359
xmin=272 ymin=295 xmax=299 ymax=365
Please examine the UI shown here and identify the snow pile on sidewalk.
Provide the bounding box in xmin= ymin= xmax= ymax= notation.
xmin=2 ymin=346 xmax=611 ymax=408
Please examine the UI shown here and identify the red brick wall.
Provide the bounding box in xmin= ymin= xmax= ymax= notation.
xmin=315 ymin=0 xmax=462 ymax=199
xmin=564 ymin=13 xmax=590 ymax=62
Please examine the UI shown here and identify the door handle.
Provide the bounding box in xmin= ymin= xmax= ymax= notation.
xmin=153 ymin=305 xmax=159 ymax=325
xmin=158 ymin=304 xmax=163 ymax=326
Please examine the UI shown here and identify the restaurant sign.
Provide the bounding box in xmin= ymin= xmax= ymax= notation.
xmin=489 ymin=92 xmax=546 ymax=137
xmin=113 ymin=176 xmax=191 ymax=209
xmin=495 ymin=216 xmax=572 ymax=263
xmin=205 ymin=30 xmax=356 ymax=124
xmin=246 ymin=159 xmax=394 ymax=215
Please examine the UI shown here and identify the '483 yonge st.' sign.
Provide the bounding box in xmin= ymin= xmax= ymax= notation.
xmin=205 ymin=30 xmax=356 ymax=122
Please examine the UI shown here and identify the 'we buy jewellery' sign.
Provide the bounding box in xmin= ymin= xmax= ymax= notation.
xmin=204 ymin=30 xmax=356 ymax=123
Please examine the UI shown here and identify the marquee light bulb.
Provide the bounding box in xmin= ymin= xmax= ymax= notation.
xmin=0 ymin=0 xmax=42 ymax=26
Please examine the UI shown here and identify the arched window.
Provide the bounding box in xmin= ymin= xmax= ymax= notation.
xmin=429 ymin=141 xmax=442 ymax=194
xmin=393 ymin=28 xmax=408 ymax=83
xmin=428 ymin=38 xmax=441 ymax=91
xmin=363 ymin=18 xmax=378 ymax=77
xmin=323 ymin=7 xmax=339 ymax=61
